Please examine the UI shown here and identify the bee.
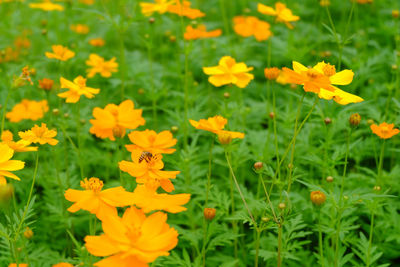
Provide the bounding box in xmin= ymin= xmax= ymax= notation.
xmin=139 ymin=151 xmax=153 ymax=163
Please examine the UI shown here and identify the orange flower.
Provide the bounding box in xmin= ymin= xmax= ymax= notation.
xmin=58 ymin=76 xmax=100 ymax=103
xmin=370 ymin=123 xmax=400 ymax=139
xmin=45 ymin=45 xmax=75 ymax=61
xmin=6 ymin=99 xmax=49 ymax=123
xmin=189 ymin=115 xmax=245 ymax=139
xmin=1 ymin=131 xmax=37 ymax=152
xmin=52 ymin=263 xmax=74 ymax=267
xmin=85 ymin=207 xmax=178 ymax=267
xmin=125 ymin=130 xmax=177 ymax=154
xmin=29 ymin=1 xmax=64 ymax=11
xmin=203 ymin=56 xmax=254 ymax=88
xmin=70 ymin=24 xmax=90 ymax=34
xmin=79 ymin=0 xmax=94 ymax=4
xmin=86 ymin=54 xmax=118 ymax=78
xmin=184 ymin=24 xmax=222 ymax=40
xmin=14 ymin=37 xmax=31 ymax=50
xmin=233 ymin=16 xmax=272 ymax=41
xmin=140 ymin=0 xmax=174 ymax=16
xmin=264 ymin=67 xmax=281 ymax=80
xmin=310 ymin=190 xmax=326 ymax=205
xmin=38 ymin=78 xmax=54 ymax=90
xmin=355 ymin=0 xmax=372 ymax=4
xmin=0 ymin=143 xmax=25 ymax=185
xmin=282 ymin=61 xmax=363 ymax=105
xmin=132 ymin=185 xmax=190 ymax=213
xmin=89 ymin=100 xmax=145 ymax=141
xmin=65 ymin=177 xmax=136 ymax=220
xmin=18 ymin=123 xmax=58 ymax=146
xmin=8 ymin=264 xmax=28 ymax=267
xmin=119 ymin=150 xmax=180 ymax=192
xmin=258 ymin=2 xmax=299 ymax=29
xmin=89 ymin=38 xmax=105 ymax=47
xmin=167 ymin=0 xmax=205 ymax=19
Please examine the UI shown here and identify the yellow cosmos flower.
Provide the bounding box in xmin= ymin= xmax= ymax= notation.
xmin=125 ymin=129 xmax=177 ymax=154
xmin=89 ymin=38 xmax=105 ymax=47
xmin=58 ymin=76 xmax=100 ymax=103
xmin=189 ymin=115 xmax=245 ymax=139
xmin=283 ymin=61 xmax=363 ymax=105
xmin=45 ymin=45 xmax=75 ymax=61
xmin=233 ymin=16 xmax=272 ymax=41
xmin=29 ymin=0 xmax=64 ymax=11
xmin=65 ymin=177 xmax=137 ymax=220
xmin=52 ymin=263 xmax=74 ymax=267
xmin=203 ymin=56 xmax=254 ymax=88
xmin=167 ymin=0 xmax=205 ymax=19
xmin=85 ymin=207 xmax=178 ymax=267
xmin=89 ymin=100 xmax=145 ymax=141
xmin=1 ymin=131 xmax=37 ymax=152
xmin=18 ymin=123 xmax=58 ymax=146
xmin=6 ymin=99 xmax=48 ymax=123
xmin=370 ymin=123 xmax=400 ymax=139
xmin=258 ymin=2 xmax=300 ymax=29
xmin=140 ymin=0 xmax=174 ymax=16
xmin=184 ymin=24 xmax=222 ymax=40
xmin=0 ymin=143 xmax=25 ymax=185
xmin=86 ymin=54 xmax=118 ymax=78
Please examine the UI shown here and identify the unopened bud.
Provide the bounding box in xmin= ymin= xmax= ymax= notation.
xmin=349 ymin=113 xmax=361 ymax=126
xmin=269 ymin=112 xmax=275 ymax=119
xmin=223 ymin=92 xmax=230 ymax=99
xmin=204 ymin=208 xmax=216 ymax=220
xmin=253 ymin=162 xmax=263 ymax=170
xmin=169 ymin=35 xmax=176 ymax=42
xmin=24 ymin=227 xmax=33 ymax=239
xmin=149 ymin=17 xmax=155 ymax=24
xmin=310 ymin=190 xmax=326 ymax=205
xmin=171 ymin=126 xmax=178 ymax=133
xmin=278 ymin=203 xmax=286 ymax=210
xmin=52 ymin=108 xmax=59 ymax=115
xmin=326 ymin=176 xmax=333 ymax=183
xmin=392 ymin=10 xmax=400 ymax=18
xmin=373 ymin=185 xmax=381 ymax=191
xmin=367 ymin=119 xmax=374 ymax=125
xmin=64 ymin=113 xmax=70 ymax=118
xmin=138 ymin=88 xmax=145 ymax=95
xmin=324 ymin=117 xmax=332 ymax=125
xmin=261 ymin=217 xmax=270 ymax=222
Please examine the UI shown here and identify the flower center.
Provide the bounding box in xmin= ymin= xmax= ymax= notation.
xmin=381 ymin=126 xmax=389 ymax=134
xmin=322 ymin=64 xmax=336 ymax=76
xmin=306 ymin=69 xmax=321 ymax=79
xmin=80 ymin=177 xmax=103 ymax=192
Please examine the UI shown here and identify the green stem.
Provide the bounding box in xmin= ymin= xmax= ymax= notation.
xmin=254 ymin=229 xmax=261 ymax=267
xmin=75 ymin=102 xmax=84 ymax=180
xmin=366 ymin=209 xmax=375 ymax=267
xmin=205 ymin=138 xmax=214 ymax=206
xmin=318 ymin=209 xmax=325 ymax=267
xmin=277 ymin=224 xmax=282 ymax=267
xmin=376 ymin=140 xmax=385 ymax=186
xmin=0 ymin=87 xmax=11 ymax=135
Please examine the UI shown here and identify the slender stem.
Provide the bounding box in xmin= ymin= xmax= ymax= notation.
xmin=201 ymin=220 xmax=209 ymax=267
xmin=277 ymin=224 xmax=282 ymax=267
xmin=14 ymin=151 xmax=39 ymax=241
xmin=254 ymin=229 xmax=261 ymax=267
xmin=339 ymin=129 xmax=352 ymax=203
xmin=376 ymin=140 xmax=385 ymax=186
xmin=272 ymin=90 xmax=280 ymax=181
xmin=366 ymin=209 xmax=375 ymax=267
xmin=205 ymin=138 xmax=214 ymax=206
xmin=259 ymin=173 xmax=278 ymax=223
xmin=147 ymin=22 xmax=157 ymax=128
xmin=0 ymin=87 xmax=11 ymax=135
xmin=318 ymin=209 xmax=325 ymax=267
xmin=75 ymin=102 xmax=84 ymax=180
xmin=224 ymin=151 xmax=257 ymax=229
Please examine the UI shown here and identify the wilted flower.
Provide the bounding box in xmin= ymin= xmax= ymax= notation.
xmin=45 ymin=45 xmax=75 ymax=61
xmin=0 ymin=143 xmax=25 ymax=185
xmin=189 ymin=115 xmax=245 ymax=139
xmin=203 ymin=56 xmax=254 ymax=88
xmin=29 ymin=0 xmax=64 ymax=11
xmin=89 ymin=38 xmax=105 ymax=47
xmin=70 ymin=24 xmax=90 ymax=34
xmin=18 ymin=123 xmax=58 ymax=146
xmin=89 ymin=100 xmax=145 ymax=141
xmin=65 ymin=177 xmax=137 ymax=219
xmin=84 ymin=207 xmax=178 ymax=266
xmin=58 ymin=76 xmax=100 ymax=103
xmin=119 ymin=150 xmax=180 ymax=192
xmin=184 ymin=24 xmax=222 ymax=40
xmin=370 ymin=122 xmax=400 ymax=139
xmin=125 ymin=130 xmax=177 ymax=154
xmin=6 ymin=99 xmax=48 ymax=123
xmin=233 ymin=16 xmax=272 ymax=41
xmin=258 ymin=2 xmax=299 ymax=29
xmin=86 ymin=54 xmax=118 ymax=78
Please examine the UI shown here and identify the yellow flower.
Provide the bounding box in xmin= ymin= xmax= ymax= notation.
xmin=184 ymin=24 xmax=222 ymax=40
xmin=258 ymin=2 xmax=299 ymax=29
xmin=167 ymin=0 xmax=205 ymax=19
xmin=45 ymin=45 xmax=75 ymax=61
xmin=140 ymin=0 xmax=174 ymax=16
xmin=86 ymin=54 xmax=118 ymax=78
xmin=0 ymin=143 xmax=25 ymax=185
xmin=6 ymin=99 xmax=49 ymax=123
xmin=125 ymin=129 xmax=177 ymax=154
xmin=233 ymin=16 xmax=272 ymax=41
xmin=29 ymin=0 xmax=64 ymax=11
xmin=203 ymin=56 xmax=254 ymax=88
xmin=58 ymin=76 xmax=100 ymax=103
xmin=370 ymin=123 xmax=400 ymax=139
xmin=18 ymin=123 xmax=58 ymax=146
xmin=1 ymin=130 xmax=37 ymax=152
xmin=70 ymin=24 xmax=90 ymax=34
xmin=189 ymin=115 xmax=245 ymax=139
xmin=89 ymin=38 xmax=105 ymax=47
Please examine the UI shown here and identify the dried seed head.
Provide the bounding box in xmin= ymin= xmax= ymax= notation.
xmin=204 ymin=208 xmax=216 ymax=220
xmin=254 ymin=162 xmax=263 ymax=170
xmin=310 ymin=190 xmax=326 ymax=205
xmin=349 ymin=113 xmax=361 ymax=127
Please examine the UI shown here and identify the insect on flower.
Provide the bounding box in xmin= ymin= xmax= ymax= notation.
xmin=138 ymin=151 xmax=153 ymax=163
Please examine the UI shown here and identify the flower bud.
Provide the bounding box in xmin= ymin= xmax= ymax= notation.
xmin=171 ymin=126 xmax=178 ymax=133
xmin=326 ymin=176 xmax=333 ymax=183
xmin=218 ymin=132 xmax=232 ymax=145
xmin=373 ymin=185 xmax=381 ymax=191
xmin=269 ymin=112 xmax=275 ymax=119
xmin=52 ymin=108 xmax=59 ymax=115
xmin=324 ymin=117 xmax=332 ymax=125
xmin=204 ymin=208 xmax=216 ymax=220
xmin=310 ymin=190 xmax=326 ymax=205
xmin=392 ymin=64 xmax=398 ymax=71
xmin=254 ymin=162 xmax=263 ymax=170
xmin=367 ymin=119 xmax=374 ymax=125
xmin=149 ymin=17 xmax=155 ymax=24
xmin=278 ymin=203 xmax=286 ymax=210
xmin=138 ymin=88 xmax=145 ymax=95
xmin=223 ymin=92 xmax=230 ymax=99
xmin=261 ymin=217 xmax=270 ymax=222
xmin=64 ymin=113 xmax=70 ymax=118
xmin=392 ymin=10 xmax=400 ymax=18
xmin=24 ymin=227 xmax=33 ymax=239
xmin=0 ymin=184 xmax=14 ymax=203
xmin=169 ymin=35 xmax=176 ymax=42
xmin=39 ymin=78 xmax=54 ymax=91
xmin=349 ymin=113 xmax=361 ymax=126
xmin=287 ymin=163 xmax=293 ymax=169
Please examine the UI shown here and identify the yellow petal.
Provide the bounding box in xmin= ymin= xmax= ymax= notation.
xmin=329 ymin=69 xmax=354 ymax=85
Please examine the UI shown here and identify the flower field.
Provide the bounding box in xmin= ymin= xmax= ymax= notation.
xmin=1 ymin=0 xmax=400 ymax=266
